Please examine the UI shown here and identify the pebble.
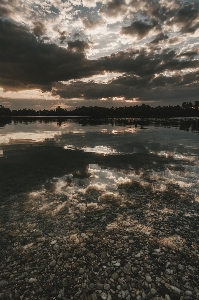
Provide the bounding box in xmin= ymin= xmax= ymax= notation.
xmin=146 ymin=275 xmax=152 ymax=283
xmin=0 ymin=165 xmax=198 ymax=300
xmin=101 ymin=292 xmax=107 ymax=299
xmin=92 ymin=293 xmax=98 ymax=300
xmin=151 ymin=288 xmax=157 ymax=295
xmin=33 ymin=230 xmax=42 ymax=237
xmin=53 ymin=244 xmax=59 ymax=251
xmin=51 ymin=240 xmax=57 ymax=245
xmin=178 ymin=264 xmax=184 ymax=270
xmin=185 ymin=290 xmax=193 ymax=296
xmin=59 ymin=288 xmax=65 ymax=297
xmin=101 ymin=251 xmax=107 ymax=259
xmin=49 ymin=260 xmax=56 ymax=267
xmin=135 ymin=253 xmax=141 ymax=258
xmin=123 ymin=263 xmax=131 ymax=274
xmin=170 ymin=286 xmax=181 ymax=294
xmin=104 ymin=284 xmax=110 ymax=291
xmin=29 ymin=278 xmax=37 ymax=283
xmin=154 ymin=249 xmax=161 ymax=253
xmin=0 ymin=281 xmax=8 ymax=288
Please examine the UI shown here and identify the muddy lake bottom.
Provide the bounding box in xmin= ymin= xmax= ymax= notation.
xmin=0 ymin=118 xmax=199 ymax=299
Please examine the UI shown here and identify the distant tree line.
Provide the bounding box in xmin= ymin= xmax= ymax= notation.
xmin=1 ymin=101 xmax=199 ymax=118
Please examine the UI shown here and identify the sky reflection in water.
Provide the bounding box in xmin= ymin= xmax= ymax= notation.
xmin=0 ymin=118 xmax=199 ymax=199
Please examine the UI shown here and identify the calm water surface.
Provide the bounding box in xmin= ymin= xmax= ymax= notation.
xmin=0 ymin=118 xmax=199 ymax=201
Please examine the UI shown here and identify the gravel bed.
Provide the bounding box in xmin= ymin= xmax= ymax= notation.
xmin=0 ymin=174 xmax=199 ymax=300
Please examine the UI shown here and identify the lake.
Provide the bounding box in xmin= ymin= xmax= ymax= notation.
xmin=0 ymin=118 xmax=199 ymax=299
xmin=1 ymin=117 xmax=199 ymax=200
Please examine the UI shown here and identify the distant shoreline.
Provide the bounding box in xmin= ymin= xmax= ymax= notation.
xmin=0 ymin=115 xmax=91 ymax=118
xmin=1 ymin=115 xmax=199 ymax=119
xmin=1 ymin=101 xmax=199 ymax=118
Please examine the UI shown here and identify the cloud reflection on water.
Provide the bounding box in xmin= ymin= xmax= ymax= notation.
xmin=1 ymin=118 xmax=199 ymax=199
xmin=28 ymin=156 xmax=199 ymax=220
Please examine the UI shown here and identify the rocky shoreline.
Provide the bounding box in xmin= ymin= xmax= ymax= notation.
xmin=1 ymin=174 xmax=199 ymax=300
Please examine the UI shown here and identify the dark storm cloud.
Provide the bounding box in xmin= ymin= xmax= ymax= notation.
xmin=96 ymin=48 xmax=199 ymax=78
xmin=52 ymin=78 xmax=199 ymax=105
xmin=146 ymin=1 xmax=181 ymax=22
xmin=0 ymin=6 xmax=11 ymax=17
xmin=67 ymin=40 xmax=90 ymax=52
xmin=121 ymin=19 xmax=160 ymax=39
xmin=0 ymin=19 xmax=97 ymax=91
xmin=1 ymin=17 xmax=199 ymax=95
xmin=149 ymin=33 xmax=169 ymax=45
xmin=168 ymin=3 xmax=199 ymax=33
xmin=100 ymin=0 xmax=127 ymax=18
xmin=0 ymin=0 xmax=16 ymax=17
xmin=1 ymin=7 xmax=199 ymax=105
xmin=52 ymin=81 xmax=128 ymax=99
xmin=148 ymin=71 xmax=199 ymax=89
xmin=167 ymin=36 xmax=181 ymax=45
xmin=33 ymin=21 xmax=46 ymax=37
xmin=51 ymin=46 xmax=199 ymax=101
xmin=128 ymin=0 xmax=180 ymax=22
xmin=110 ymin=74 xmax=153 ymax=88
xmin=177 ymin=49 xmax=199 ymax=58
xmin=111 ymin=68 xmax=199 ymax=90
xmin=127 ymin=1 xmax=199 ymax=35
xmin=58 ymin=30 xmax=67 ymax=44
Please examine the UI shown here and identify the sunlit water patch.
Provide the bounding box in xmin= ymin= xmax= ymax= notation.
xmin=81 ymin=146 xmax=117 ymax=155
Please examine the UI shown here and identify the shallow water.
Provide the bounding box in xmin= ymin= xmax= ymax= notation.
xmin=1 ymin=118 xmax=199 ymax=300
xmin=0 ymin=118 xmax=199 ymax=201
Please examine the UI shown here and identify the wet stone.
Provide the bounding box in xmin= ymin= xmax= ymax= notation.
xmin=49 ymin=260 xmax=56 ymax=267
xmin=185 ymin=290 xmax=193 ymax=296
xmin=146 ymin=275 xmax=152 ymax=283
xmin=101 ymin=251 xmax=107 ymax=259
xmin=104 ymin=283 xmax=110 ymax=291
xmin=0 ymin=280 xmax=8 ymax=288
xmin=1 ymin=147 xmax=199 ymax=300
xmin=123 ymin=263 xmax=131 ymax=274
xmin=170 ymin=286 xmax=181 ymax=294
xmin=29 ymin=278 xmax=37 ymax=283
xmin=101 ymin=292 xmax=107 ymax=299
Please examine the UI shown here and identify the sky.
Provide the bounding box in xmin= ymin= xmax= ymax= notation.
xmin=0 ymin=0 xmax=199 ymax=110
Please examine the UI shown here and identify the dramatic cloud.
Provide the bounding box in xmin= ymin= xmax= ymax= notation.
xmin=121 ymin=19 xmax=160 ymax=39
xmin=0 ymin=19 xmax=97 ymax=91
xmin=100 ymin=0 xmax=127 ymax=21
xmin=52 ymin=78 xmax=199 ymax=106
xmin=0 ymin=0 xmax=15 ymax=17
xmin=149 ymin=33 xmax=169 ymax=45
xmin=58 ymin=30 xmax=67 ymax=44
xmin=96 ymin=48 xmax=199 ymax=78
xmin=0 ymin=0 xmax=199 ymax=106
xmin=168 ymin=4 xmax=199 ymax=33
xmin=33 ymin=21 xmax=46 ymax=37
xmin=0 ymin=6 xmax=10 ymax=17
xmin=67 ymin=40 xmax=90 ymax=52
xmin=127 ymin=0 xmax=180 ymax=22
xmin=82 ymin=13 xmax=105 ymax=31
